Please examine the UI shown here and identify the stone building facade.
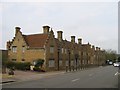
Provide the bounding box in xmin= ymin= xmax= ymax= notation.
xmin=7 ymin=26 xmax=106 ymax=71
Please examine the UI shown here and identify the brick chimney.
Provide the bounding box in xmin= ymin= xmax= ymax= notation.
xmin=57 ymin=31 xmax=63 ymax=41
xmin=78 ymin=38 xmax=82 ymax=44
xmin=43 ymin=25 xmax=50 ymax=34
xmin=71 ymin=36 xmax=75 ymax=43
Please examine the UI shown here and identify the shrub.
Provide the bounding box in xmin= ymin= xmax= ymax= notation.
xmin=5 ymin=61 xmax=31 ymax=70
xmin=15 ymin=62 xmax=31 ymax=70
xmin=5 ymin=61 xmax=15 ymax=69
xmin=35 ymin=59 xmax=44 ymax=67
xmin=33 ymin=59 xmax=45 ymax=72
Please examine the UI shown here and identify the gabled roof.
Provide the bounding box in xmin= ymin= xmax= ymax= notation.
xmin=23 ymin=34 xmax=48 ymax=48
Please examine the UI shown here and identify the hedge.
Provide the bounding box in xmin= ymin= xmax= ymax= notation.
xmin=5 ymin=61 xmax=31 ymax=70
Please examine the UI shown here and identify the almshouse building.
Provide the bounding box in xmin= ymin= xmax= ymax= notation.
xmin=7 ymin=26 xmax=106 ymax=71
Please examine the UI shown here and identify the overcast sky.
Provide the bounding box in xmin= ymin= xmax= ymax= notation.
xmin=0 ymin=0 xmax=119 ymax=53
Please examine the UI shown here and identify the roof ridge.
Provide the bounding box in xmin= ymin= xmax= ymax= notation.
xmin=23 ymin=33 xmax=48 ymax=36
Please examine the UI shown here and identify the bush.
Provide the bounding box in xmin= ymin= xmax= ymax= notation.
xmin=5 ymin=61 xmax=15 ymax=69
xmin=15 ymin=62 xmax=31 ymax=70
xmin=35 ymin=59 xmax=44 ymax=67
xmin=33 ymin=59 xmax=45 ymax=72
xmin=5 ymin=61 xmax=31 ymax=70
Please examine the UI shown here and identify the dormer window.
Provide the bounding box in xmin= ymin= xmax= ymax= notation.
xmin=12 ymin=46 xmax=17 ymax=53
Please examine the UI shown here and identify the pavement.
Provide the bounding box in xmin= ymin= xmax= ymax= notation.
xmin=1 ymin=70 xmax=65 ymax=84
xmin=2 ymin=65 xmax=119 ymax=88
xmin=1 ymin=65 xmax=107 ymax=84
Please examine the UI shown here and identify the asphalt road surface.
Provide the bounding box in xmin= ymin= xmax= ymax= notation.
xmin=2 ymin=65 xmax=119 ymax=88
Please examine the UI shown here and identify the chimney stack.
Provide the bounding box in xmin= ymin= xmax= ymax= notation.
xmin=71 ymin=36 xmax=75 ymax=43
xmin=92 ymin=45 xmax=95 ymax=49
xmin=78 ymin=38 xmax=82 ymax=44
xmin=57 ymin=31 xmax=63 ymax=41
xmin=43 ymin=25 xmax=50 ymax=34
xmin=15 ymin=27 xmax=21 ymax=34
xmin=98 ymin=47 xmax=101 ymax=51
xmin=96 ymin=47 xmax=99 ymax=51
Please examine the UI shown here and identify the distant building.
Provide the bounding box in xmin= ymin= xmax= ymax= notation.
xmin=7 ymin=26 xmax=106 ymax=71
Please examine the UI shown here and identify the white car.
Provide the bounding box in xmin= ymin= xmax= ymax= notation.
xmin=113 ymin=62 xmax=120 ymax=67
xmin=109 ymin=61 xmax=113 ymax=65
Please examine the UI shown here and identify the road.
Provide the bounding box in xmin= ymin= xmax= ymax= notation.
xmin=2 ymin=65 xmax=119 ymax=88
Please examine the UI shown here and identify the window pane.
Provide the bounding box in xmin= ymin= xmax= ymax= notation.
xmin=59 ymin=60 xmax=62 ymax=66
xmin=49 ymin=60 xmax=55 ymax=67
xmin=66 ymin=60 xmax=69 ymax=66
xmin=22 ymin=46 xmax=25 ymax=52
xmin=12 ymin=59 xmax=16 ymax=62
xmin=50 ymin=47 xmax=54 ymax=53
xmin=12 ymin=46 xmax=17 ymax=52
xmin=71 ymin=60 xmax=74 ymax=66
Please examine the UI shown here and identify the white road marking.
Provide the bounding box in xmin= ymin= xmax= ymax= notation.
xmin=115 ymin=72 xmax=119 ymax=76
xmin=71 ymin=78 xmax=80 ymax=82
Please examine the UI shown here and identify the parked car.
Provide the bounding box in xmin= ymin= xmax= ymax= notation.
xmin=108 ymin=61 xmax=113 ymax=65
xmin=113 ymin=62 xmax=120 ymax=67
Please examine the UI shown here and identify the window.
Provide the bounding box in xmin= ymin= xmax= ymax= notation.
xmin=59 ymin=60 xmax=62 ymax=66
xmin=22 ymin=46 xmax=25 ymax=53
xmin=12 ymin=46 xmax=17 ymax=53
xmin=49 ymin=59 xmax=55 ymax=67
xmin=12 ymin=59 xmax=16 ymax=62
xmin=71 ymin=60 xmax=74 ymax=66
xmin=65 ymin=49 xmax=67 ymax=54
xmin=22 ymin=59 xmax=25 ymax=62
xmin=50 ymin=47 xmax=54 ymax=53
xmin=71 ymin=50 xmax=73 ymax=54
xmin=66 ymin=60 xmax=69 ymax=66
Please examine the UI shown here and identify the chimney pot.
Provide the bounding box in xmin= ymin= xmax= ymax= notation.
xmin=57 ymin=31 xmax=63 ymax=41
xmin=71 ymin=36 xmax=75 ymax=43
xmin=96 ymin=47 xmax=99 ymax=51
xmin=78 ymin=38 xmax=82 ymax=44
xmin=92 ymin=45 xmax=95 ymax=48
xmin=15 ymin=27 xmax=21 ymax=34
xmin=43 ymin=25 xmax=50 ymax=34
